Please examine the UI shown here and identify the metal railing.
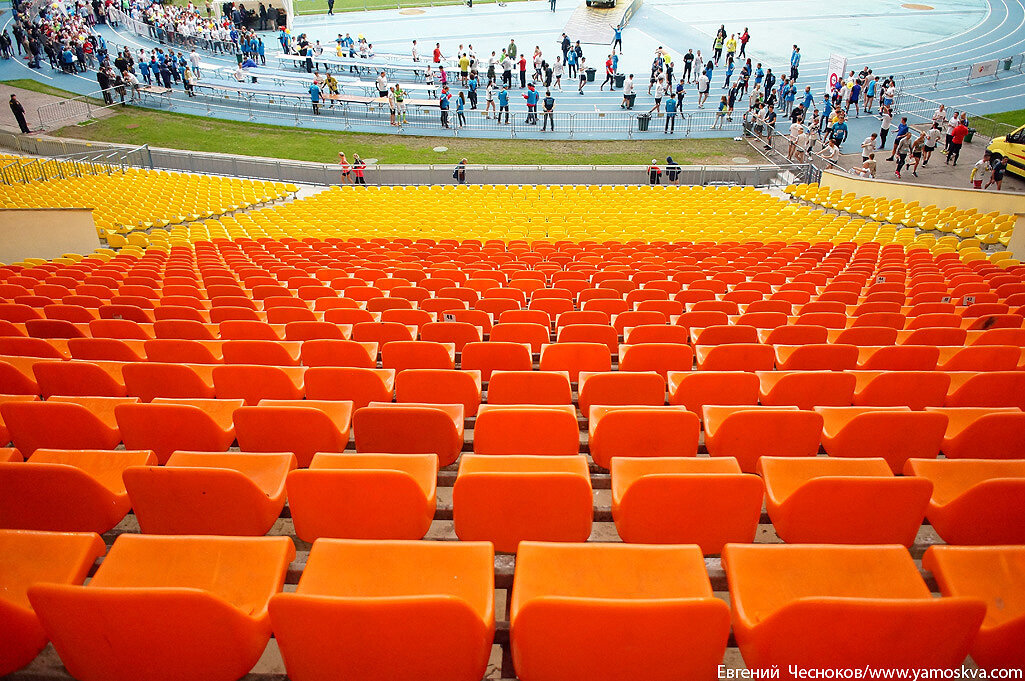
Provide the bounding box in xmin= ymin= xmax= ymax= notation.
xmin=892 ymin=91 xmax=1016 ymax=141
xmin=32 ymin=82 xmax=745 ymax=139
xmin=0 ymin=131 xmax=812 ymax=187
xmin=895 ymin=53 xmax=1025 ymax=93
xmin=107 ymin=7 xmax=250 ymax=55
xmin=0 ymin=145 xmax=153 ymax=185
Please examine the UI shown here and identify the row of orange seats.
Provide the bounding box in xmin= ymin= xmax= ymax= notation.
xmin=3 ymin=378 xmax=1024 ymax=461
xmin=3 ymin=533 xmax=1022 ymax=680
xmin=3 ymin=326 xmax=1025 ymax=371
xmin=2 ymin=439 xmax=1023 ymax=549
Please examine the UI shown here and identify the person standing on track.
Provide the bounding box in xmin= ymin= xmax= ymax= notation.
xmin=739 ymin=28 xmax=750 ymax=57
xmin=541 ymin=89 xmax=555 ymax=131
xmin=600 ymin=54 xmax=615 ymax=90
xmin=610 ymin=22 xmax=623 ymax=53
xmin=790 ymin=45 xmax=800 ymax=80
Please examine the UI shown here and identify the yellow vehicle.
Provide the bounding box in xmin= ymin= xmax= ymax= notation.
xmin=986 ymin=124 xmax=1025 ymax=177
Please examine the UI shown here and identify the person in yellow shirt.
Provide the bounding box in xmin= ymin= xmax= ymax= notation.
xmin=725 ymin=34 xmax=737 ymax=62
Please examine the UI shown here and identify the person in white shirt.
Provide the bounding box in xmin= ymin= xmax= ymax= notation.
xmin=852 ymin=153 xmax=877 ymax=178
xmin=697 ymin=72 xmax=709 ymax=108
xmin=484 ymin=82 xmax=495 ymax=118
xmin=620 ymin=73 xmax=634 ymax=108
xmin=878 ymin=106 xmax=892 ymax=149
xmin=649 ymin=77 xmax=666 ymax=113
xmin=189 ymin=49 xmax=201 ymax=79
xmin=820 ymin=138 xmax=841 ymax=163
xmin=932 ymin=104 xmax=946 ymax=126
xmin=787 ymin=120 xmax=802 ymax=159
xmin=411 ymin=40 xmax=420 ymax=61
xmin=861 ymin=133 xmax=877 ymax=160
xmin=795 ymin=126 xmax=811 ymax=162
xmin=553 ymin=56 xmax=563 ymax=90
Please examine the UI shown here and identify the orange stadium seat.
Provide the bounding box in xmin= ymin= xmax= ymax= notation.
xmin=460 ymin=341 xmax=533 ymax=381
xmin=850 ymin=371 xmax=951 ymax=410
xmin=299 ymin=339 xmax=378 ymax=367
xmin=667 ymin=370 xmax=760 ymax=416
xmin=29 ymin=534 xmax=294 ymax=681
xmin=576 ymin=370 xmax=665 ymax=414
xmin=486 ymin=370 xmax=572 ymax=405
xmin=773 ymin=344 xmax=859 ymax=371
xmin=233 ymin=400 xmax=353 ymax=467
xmin=395 ymin=368 xmax=482 ymax=415
xmin=1 ymin=397 xmax=135 ymax=455
xmin=269 ymin=539 xmax=494 ymax=681
xmin=588 ymin=406 xmax=699 ymax=468
xmin=510 ymin=542 xmax=730 ymax=681
xmin=211 ymin=364 xmax=305 ymax=404
xmin=816 ymin=406 xmax=947 ymax=472
xmin=924 ymin=546 xmax=1025 ymax=673
xmin=611 ymin=457 xmax=762 ymax=551
xmin=758 ymin=456 xmax=931 ymax=545
xmin=473 ymin=404 xmax=579 ymax=456
xmin=903 ymin=458 xmax=1025 ymax=545
xmin=453 ymin=455 xmax=592 ymax=553
xmin=354 ymin=403 xmax=464 ymax=466
xmin=925 ymin=407 xmax=1025 ymax=459
xmin=722 ymin=544 xmax=985 ymax=676
xmin=0 ymin=449 xmax=155 ymax=533
xmin=116 ymin=399 xmax=241 ymax=464
xmin=381 ymin=340 xmax=456 ymax=372
xmin=285 ymin=453 xmax=437 ymax=542
xmin=303 ymin=367 xmax=394 ymax=409
xmin=757 ymin=371 xmax=856 ymax=409
xmin=124 ymin=452 xmax=296 ymax=535
xmin=0 ymin=530 xmax=107 ymax=677
xmin=694 ymin=343 xmax=775 ymax=371
xmin=702 ymin=406 xmax=823 ymax=473
xmin=945 ymin=371 xmax=1025 ymax=408
xmin=539 ymin=342 xmax=612 ymax=381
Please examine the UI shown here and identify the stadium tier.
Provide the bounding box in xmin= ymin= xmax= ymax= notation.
xmin=2 ymin=180 xmax=1025 ymax=679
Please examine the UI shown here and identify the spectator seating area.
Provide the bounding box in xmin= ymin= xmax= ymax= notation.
xmin=135 ymin=184 xmax=1017 ymax=257
xmin=789 ymin=182 xmax=1019 ymax=251
xmin=0 ymin=156 xmax=294 ymax=247
xmin=2 ymin=186 xmax=1025 ymax=679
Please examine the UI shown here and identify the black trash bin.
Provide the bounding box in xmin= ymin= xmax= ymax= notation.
xmin=625 ymin=93 xmax=636 ymax=108
xmin=637 ymin=113 xmax=651 ymax=131
xmin=615 ymin=73 xmax=625 ymax=88
xmin=586 ymin=67 xmax=596 ymax=82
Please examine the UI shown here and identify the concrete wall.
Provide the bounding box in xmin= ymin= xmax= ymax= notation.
xmin=1008 ymin=214 xmax=1025 ymax=259
xmin=821 ymin=169 xmax=1025 ymax=215
xmin=0 ymin=208 xmax=99 ymax=264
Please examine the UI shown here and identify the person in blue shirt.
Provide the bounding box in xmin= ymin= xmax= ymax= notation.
xmin=722 ymin=58 xmax=734 ymax=89
xmin=886 ymin=116 xmax=910 ymax=161
xmin=497 ymin=85 xmax=510 ymax=124
xmin=785 ymin=82 xmax=796 ymax=115
xmin=664 ymin=94 xmax=677 ymax=133
xmin=139 ymin=58 xmax=151 ymax=85
xmin=456 ymin=92 xmax=466 ymax=127
xmin=257 ymin=38 xmax=265 ymax=66
xmin=309 ymin=82 xmax=322 ymax=114
xmin=611 ymin=53 xmax=618 ymax=73
xmin=846 ymin=81 xmax=861 ymax=118
xmin=863 ymin=76 xmax=877 ymax=114
xmin=566 ymin=48 xmax=577 ymax=80
xmin=820 ymin=93 xmax=832 ymax=134
xmin=523 ymin=83 xmax=539 ymax=124
xmin=279 ymin=28 xmax=289 ymax=54
xmin=790 ymin=45 xmax=800 ymax=80
xmin=467 ymin=75 xmax=478 ymax=109
xmin=830 ymin=115 xmax=848 ymax=148
xmin=754 ymin=64 xmax=764 ymax=87
xmin=439 ymin=86 xmax=451 ymax=128
xmin=610 ymin=22 xmax=623 ymax=53
xmin=801 ymin=86 xmax=814 ymax=112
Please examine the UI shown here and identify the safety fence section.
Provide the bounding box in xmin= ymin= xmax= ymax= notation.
xmin=895 ymin=52 xmax=1025 ymax=92
xmin=892 ymin=91 xmax=1017 ymax=141
xmin=0 ymin=132 xmax=812 ymax=187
